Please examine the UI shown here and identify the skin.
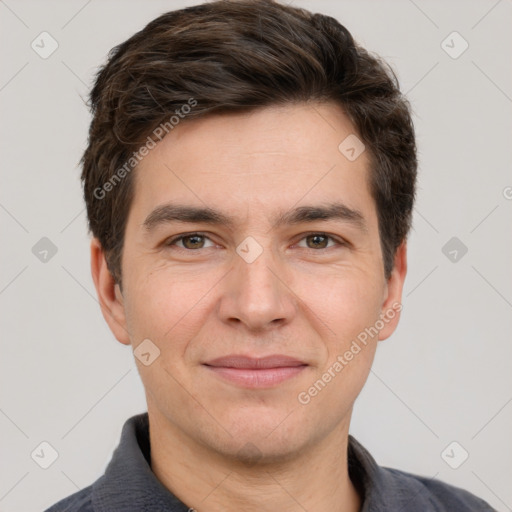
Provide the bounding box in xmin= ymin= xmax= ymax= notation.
xmin=91 ymin=102 xmax=407 ymax=512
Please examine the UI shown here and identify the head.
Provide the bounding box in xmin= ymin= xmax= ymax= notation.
xmin=87 ymin=0 xmax=416 ymax=462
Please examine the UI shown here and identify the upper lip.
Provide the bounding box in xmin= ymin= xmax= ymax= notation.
xmin=203 ymin=355 xmax=307 ymax=369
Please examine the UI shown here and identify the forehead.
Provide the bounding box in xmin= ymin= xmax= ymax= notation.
xmin=129 ymin=102 xmax=375 ymax=230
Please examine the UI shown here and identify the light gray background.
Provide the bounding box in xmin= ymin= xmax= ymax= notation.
xmin=1 ymin=0 xmax=511 ymax=511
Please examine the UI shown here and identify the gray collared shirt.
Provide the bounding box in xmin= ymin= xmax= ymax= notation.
xmin=45 ymin=413 xmax=495 ymax=511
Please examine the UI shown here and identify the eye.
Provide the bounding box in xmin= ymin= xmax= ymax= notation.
xmin=296 ymin=233 xmax=342 ymax=250
xmin=165 ymin=233 xmax=215 ymax=250
xmin=164 ymin=232 xmax=345 ymax=252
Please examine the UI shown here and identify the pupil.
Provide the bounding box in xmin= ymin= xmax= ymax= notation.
xmin=185 ymin=235 xmax=203 ymax=248
xmin=309 ymin=234 xmax=327 ymax=248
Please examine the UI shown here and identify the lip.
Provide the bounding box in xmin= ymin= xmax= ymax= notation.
xmin=203 ymin=354 xmax=308 ymax=388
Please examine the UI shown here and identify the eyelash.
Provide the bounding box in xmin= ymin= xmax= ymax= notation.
xmin=164 ymin=232 xmax=346 ymax=252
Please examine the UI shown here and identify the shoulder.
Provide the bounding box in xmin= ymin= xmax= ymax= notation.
xmin=44 ymin=484 xmax=94 ymax=512
xmin=382 ymin=466 xmax=496 ymax=511
xmin=347 ymin=435 xmax=495 ymax=511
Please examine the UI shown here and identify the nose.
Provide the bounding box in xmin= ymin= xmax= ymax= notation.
xmin=217 ymin=242 xmax=296 ymax=332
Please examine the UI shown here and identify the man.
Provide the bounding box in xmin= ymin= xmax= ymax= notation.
xmin=46 ymin=0 xmax=494 ymax=510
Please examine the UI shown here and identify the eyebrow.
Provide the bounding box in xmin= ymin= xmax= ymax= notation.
xmin=142 ymin=201 xmax=367 ymax=233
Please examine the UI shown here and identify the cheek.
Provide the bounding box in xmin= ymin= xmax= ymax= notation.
xmin=296 ymin=276 xmax=382 ymax=416
xmin=298 ymin=270 xmax=383 ymax=343
xmin=122 ymin=268 xmax=214 ymax=404
xmin=123 ymin=264 xmax=220 ymax=350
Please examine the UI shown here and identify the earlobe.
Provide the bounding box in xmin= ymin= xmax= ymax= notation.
xmin=378 ymin=241 xmax=408 ymax=341
xmin=90 ymin=238 xmax=131 ymax=345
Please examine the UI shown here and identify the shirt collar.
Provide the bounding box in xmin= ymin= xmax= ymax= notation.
xmin=92 ymin=413 xmax=189 ymax=511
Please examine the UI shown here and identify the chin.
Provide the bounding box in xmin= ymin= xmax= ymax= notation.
xmin=209 ymin=414 xmax=312 ymax=465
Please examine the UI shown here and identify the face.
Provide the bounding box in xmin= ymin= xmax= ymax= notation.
xmin=92 ymin=102 xmax=406 ymax=462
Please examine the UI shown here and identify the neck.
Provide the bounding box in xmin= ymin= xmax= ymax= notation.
xmin=148 ymin=406 xmax=361 ymax=512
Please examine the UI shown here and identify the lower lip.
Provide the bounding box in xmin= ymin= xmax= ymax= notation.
xmin=204 ymin=365 xmax=307 ymax=388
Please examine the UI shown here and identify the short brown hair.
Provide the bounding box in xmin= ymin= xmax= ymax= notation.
xmin=82 ymin=0 xmax=417 ymax=288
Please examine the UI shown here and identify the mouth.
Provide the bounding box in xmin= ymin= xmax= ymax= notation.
xmin=202 ymin=354 xmax=308 ymax=388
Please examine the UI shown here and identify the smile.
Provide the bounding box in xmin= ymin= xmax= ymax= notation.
xmin=203 ymin=354 xmax=308 ymax=388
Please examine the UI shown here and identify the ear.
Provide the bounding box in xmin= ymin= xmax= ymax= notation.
xmin=378 ymin=241 xmax=407 ymax=341
xmin=90 ymin=237 xmax=131 ymax=345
